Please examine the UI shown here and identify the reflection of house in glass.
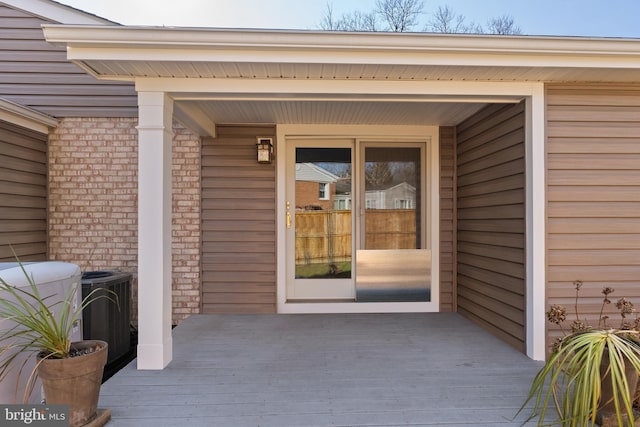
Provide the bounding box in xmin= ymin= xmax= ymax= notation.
xmin=365 ymin=182 xmax=415 ymax=210
xmin=333 ymin=178 xmax=352 ymax=210
xmin=334 ymin=179 xmax=416 ymax=211
xmin=295 ymin=163 xmax=339 ymax=211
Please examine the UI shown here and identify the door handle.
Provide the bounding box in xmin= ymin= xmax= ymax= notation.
xmin=286 ymin=201 xmax=291 ymax=229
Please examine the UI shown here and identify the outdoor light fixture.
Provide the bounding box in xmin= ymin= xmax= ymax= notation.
xmin=256 ymin=137 xmax=273 ymax=164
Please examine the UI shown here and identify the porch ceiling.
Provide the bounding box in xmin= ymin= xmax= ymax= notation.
xmin=174 ymin=99 xmax=489 ymax=127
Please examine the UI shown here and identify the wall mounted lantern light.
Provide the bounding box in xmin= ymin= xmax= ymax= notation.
xmin=256 ymin=137 xmax=273 ymax=164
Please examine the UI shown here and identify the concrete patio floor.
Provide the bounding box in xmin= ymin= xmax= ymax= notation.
xmin=99 ymin=313 xmax=545 ymax=426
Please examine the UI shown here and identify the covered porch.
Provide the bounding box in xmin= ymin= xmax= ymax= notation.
xmin=99 ymin=313 xmax=544 ymax=426
xmin=43 ymin=26 xmax=560 ymax=368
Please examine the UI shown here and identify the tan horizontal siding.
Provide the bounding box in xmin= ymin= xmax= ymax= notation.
xmin=456 ymin=102 xmax=526 ymax=353
xmin=439 ymin=126 xmax=455 ymax=311
xmin=546 ymin=83 xmax=640 ymax=346
xmin=0 ymin=120 xmax=47 ymax=261
xmin=201 ymin=125 xmax=277 ymax=314
xmin=0 ymin=5 xmax=136 ymax=118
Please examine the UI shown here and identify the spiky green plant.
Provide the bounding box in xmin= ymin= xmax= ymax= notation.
xmin=0 ymin=261 xmax=117 ymax=402
xmin=519 ymin=329 xmax=640 ymax=426
xmin=518 ymin=281 xmax=640 ymax=426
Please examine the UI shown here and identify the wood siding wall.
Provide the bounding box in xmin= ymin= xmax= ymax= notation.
xmin=201 ymin=126 xmax=277 ymax=313
xmin=0 ymin=5 xmax=136 ymax=117
xmin=440 ymin=126 xmax=456 ymax=312
xmin=456 ymin=102 xmax=526 ymax=352
xmin=0 ymin=119 xmax=47 ymax=261
xmin=546 ymin=84 xmax=640 ymax=343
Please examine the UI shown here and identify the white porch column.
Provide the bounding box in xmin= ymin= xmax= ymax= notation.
xmin=136 ymin=91 xmax=174 ymax=369
xmin=526 ymin=84 xmax=547 ymax=361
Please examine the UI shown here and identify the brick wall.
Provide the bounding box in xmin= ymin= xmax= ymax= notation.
xmin=171 ymin=126 xmax=201 ymax=321
xmin=295 ymin=181 xmax=334 ymax=210
xmin=48 ymin=117 xmax=201 ymax=325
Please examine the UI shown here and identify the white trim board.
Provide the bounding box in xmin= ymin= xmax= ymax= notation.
xmin=0 ymin=98 xmax=58 ymax=133
xmin=44 ymin=25 xmax=640 ymax=64
xmin=135 ymin=79 xmax=543 ymax=98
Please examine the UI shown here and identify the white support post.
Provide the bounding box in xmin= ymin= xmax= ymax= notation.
xmin=136 ymin=91 xmax=174 ymax=369
xmin=526 ymin=84 xmax=547 ymax=361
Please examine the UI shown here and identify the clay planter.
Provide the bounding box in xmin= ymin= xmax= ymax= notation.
xmin=597 ymin=349 xmax=640 ymax=427
xmin=37 ymin=340 xmax=108 ymax=427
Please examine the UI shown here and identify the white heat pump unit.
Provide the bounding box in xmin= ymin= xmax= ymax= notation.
xmin=0 ymin=262 xmax=82 ymax=404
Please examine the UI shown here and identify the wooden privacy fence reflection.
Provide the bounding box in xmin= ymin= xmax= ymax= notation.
xmin=365 ymin=209 xmax=417 ymax=250
xmin=295 ymin=209 xmax=416 ymax=265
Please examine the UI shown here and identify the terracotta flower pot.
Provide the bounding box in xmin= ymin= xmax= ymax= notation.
xmin=37 ymin=340 xmax=108 ymax=427
xmin=597 ymin=348 xmax=640 ymax=426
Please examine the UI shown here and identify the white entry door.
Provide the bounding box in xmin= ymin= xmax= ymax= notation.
xmin=286 ymin=139 xmax=355 ymax=300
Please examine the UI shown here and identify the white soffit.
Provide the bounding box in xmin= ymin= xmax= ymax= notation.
xmin=77 ymin=62 xmax=640 ymax=82
xmin=42 ymin=25 xmax=640 ymax=83
xmin=178 ymin=99 xmax=488 ymax=127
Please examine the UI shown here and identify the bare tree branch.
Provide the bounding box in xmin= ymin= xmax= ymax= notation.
xmin=375 ymin=0 xmax=425 ymax=32
xmin=319 ymin=1 xmax=522 ymax=35
xmin=486 ymin=15 xmax=522 ymax=35
xmin=319 ymin=3 xmax=338 ymax=31
xmin=340 ymin=10 xmax=380 ymax=31
xmin=428 ymin=6 xmax=486 ymax=33
xmin=319 ymin=2 xmax=379 ymax=31
xmin=428 ymin=5 xmax=462 ymax=33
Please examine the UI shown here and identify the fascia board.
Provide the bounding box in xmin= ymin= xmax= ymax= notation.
xmin=135 ymin=78 xmax=542 ymax=97
xmin=43 ymin=24 xmax=640 ymax=57
xmin=64 ymin=45 xmax=640 ymax=70
xmin=0 ymin=98 xmax=58 ymax=133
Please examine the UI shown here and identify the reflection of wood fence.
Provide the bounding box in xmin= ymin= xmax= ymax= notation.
xmin=365 ymin=210 xmax=417 ymax=249
xmin=295 ymin=211 xmax=351 ymax=265
xmin=295 ymin=210 xmax=416 ymax=264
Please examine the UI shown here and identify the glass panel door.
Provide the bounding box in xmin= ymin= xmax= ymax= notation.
xmin=286 ymin=140 xmax=355 ymax=300
xmin=363 ymin=147 xmax=421 ymax=250
xmin=356 ymin=143 xmax=431 ymax=302
xmin=286 ymin=139 xmax=432 ymax=303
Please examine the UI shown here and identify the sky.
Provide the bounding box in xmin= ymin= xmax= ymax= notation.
xmin=56 ymin=0 xmax=640 ymax=38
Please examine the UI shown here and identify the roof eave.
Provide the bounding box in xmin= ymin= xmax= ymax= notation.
xmin=42 ymin=24 xmax=640 ymax=56
xmin=0 ymin=97 xmax=59 ymax=133
xmin=42 ymin=25 xmax=640 ymax=83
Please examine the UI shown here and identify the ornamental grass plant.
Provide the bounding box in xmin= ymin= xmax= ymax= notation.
xmin=0 ymin=260 xmax=116 ymax=402
xmin=519 ymin=280 xmax=640 ymax=427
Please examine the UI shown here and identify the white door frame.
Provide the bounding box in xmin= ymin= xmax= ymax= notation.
xmin=276 ymin=124 xmax=440 ymax=314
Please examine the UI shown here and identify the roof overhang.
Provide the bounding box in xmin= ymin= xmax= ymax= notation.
xmin=42 ymin=25 xmax=640 ymax=136
xmin=0 ymin=98 xmax=59 ymax=134
xmin=43 ymin=25 xmax=640 ymax=82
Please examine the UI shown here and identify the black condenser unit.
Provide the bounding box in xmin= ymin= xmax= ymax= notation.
xmin=81 ymin=271 xmax=132 ymax=365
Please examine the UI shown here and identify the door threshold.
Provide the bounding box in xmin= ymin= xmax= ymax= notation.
xmin=279 ymin=301 xmax=439 ymax=314
xmin=286 ymin=299 xmax=356 ymax=303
